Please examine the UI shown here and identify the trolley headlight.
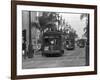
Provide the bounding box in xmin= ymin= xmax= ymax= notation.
xmin=66 ymin=45 xmax=69 ymax=48
xmin=22 ymin=50 xmax=25 ymax=55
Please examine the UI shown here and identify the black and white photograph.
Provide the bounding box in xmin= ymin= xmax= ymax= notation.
xmin=22 ymin=11 xmax=89 ymax=69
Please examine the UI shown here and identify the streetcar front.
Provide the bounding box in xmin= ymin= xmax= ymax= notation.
xmin=42 ymin=31 xmax=64 ymax=56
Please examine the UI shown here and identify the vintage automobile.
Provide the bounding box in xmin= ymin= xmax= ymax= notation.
xmin=65 ymin=39 xmax=75 ymax=50
xmin=42 ymin=31 xmax=64 ymax=57
xmin=77 ymin=39 xmax=86 ymax=48
xmin=64 ymin=32 xmax=75 ymax=50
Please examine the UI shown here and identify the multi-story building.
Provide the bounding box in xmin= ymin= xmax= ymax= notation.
xmin=22 ymin=11 xmax=42 ymax=56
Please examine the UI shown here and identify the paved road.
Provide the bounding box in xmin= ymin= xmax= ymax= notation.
xmin=22 ymin=47 xmax=86 ymax=69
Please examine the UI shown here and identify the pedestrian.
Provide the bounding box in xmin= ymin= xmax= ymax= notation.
xmin=22 ymin=41 xmax=26 ymax=59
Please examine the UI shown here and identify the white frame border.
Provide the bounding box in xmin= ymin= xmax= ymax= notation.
xmin=17 ymin=5 xmax=94 ymax=75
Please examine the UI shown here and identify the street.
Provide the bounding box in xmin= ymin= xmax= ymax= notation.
xmin=22 ymin=46 xmax=86 ymax=69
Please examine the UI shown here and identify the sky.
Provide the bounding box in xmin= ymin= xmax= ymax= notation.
xmin=60 ymin=13 xmax=86 ymax=38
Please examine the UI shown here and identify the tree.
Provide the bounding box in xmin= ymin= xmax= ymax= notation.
xmin=73 ymin=31 xmax=78 ymax=39
xmin=80 ymin=14 xmax=89 ymax=38
xmin=38 ymin=12 xmax=58 ymax=33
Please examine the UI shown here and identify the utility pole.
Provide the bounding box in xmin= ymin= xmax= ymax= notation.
xmin=57 ymin=14 xmax=60 ymax=31
xmin=86 ymin=14 xmax=89 ymax=66
xmin=28 ymin=11 xmax=33 ymax=58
